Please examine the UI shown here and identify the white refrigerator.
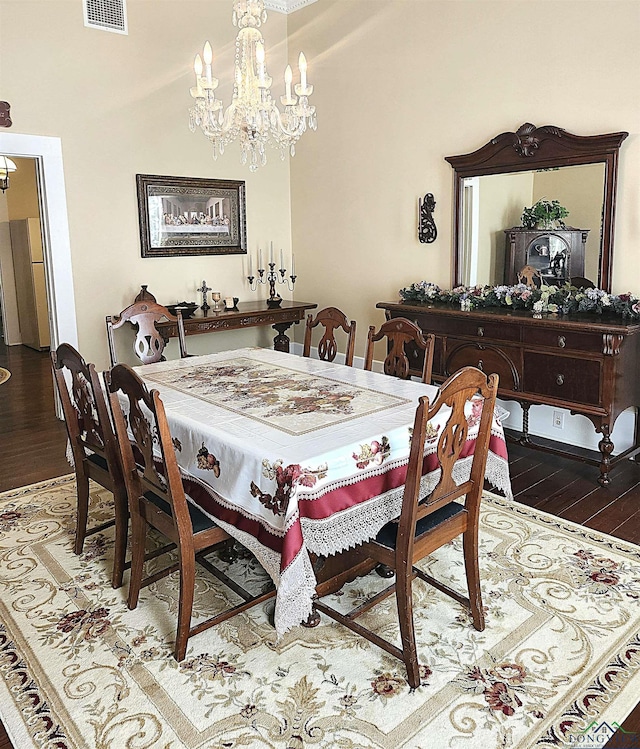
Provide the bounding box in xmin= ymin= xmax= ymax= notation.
xmin=9 ymin=217 xmax=50 ymax=350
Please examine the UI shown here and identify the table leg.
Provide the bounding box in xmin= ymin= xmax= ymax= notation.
xmin=301 ymin=609 xmax=321 ymax=628
xmin=272 ymin=321 xmax=294 ymax=352
xmin=375 ymin=563 xmax=394 ymax=579
xmin=302 ymin=549 xmax=376 ymax=629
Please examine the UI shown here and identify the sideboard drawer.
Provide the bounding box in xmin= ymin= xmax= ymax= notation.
xmin=445 ymin=341 xmax=521 ymax=391
xmin=411 ymin=313 xmax=520 ymax=343
xmin=523 ymin=352 xmax=601 ymax=405
xmin=524 ymin=328 xmax=602 ymax=352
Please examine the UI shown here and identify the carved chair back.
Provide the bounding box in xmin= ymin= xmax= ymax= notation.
xmin=106 ymin=300 xmax=188 ymax=366
xmin=364 ymin=317 xmax=435 ymax=383
xmin=303 ymin=306 xmax=356 ymax=366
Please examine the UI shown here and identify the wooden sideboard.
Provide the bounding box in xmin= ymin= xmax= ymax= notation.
xmin=378 ymin=301 xmax=640 ymax=485
xmin=158 ymin=299 xmax=317 ymax=353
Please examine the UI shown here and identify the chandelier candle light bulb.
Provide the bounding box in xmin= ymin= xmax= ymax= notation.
xmin=203 ymin=41 xmax=213 ymax=87
xmin=193 ymin=54 xmax=203 ymax=96
xmin=300 ymin=53 xmax=307 ymax=89
xmin=284 ymin=65 xmax=294 ymax=104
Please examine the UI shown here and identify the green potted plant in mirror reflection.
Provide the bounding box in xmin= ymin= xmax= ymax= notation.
xmin=521 ymin=199 xmax=569 ymax=230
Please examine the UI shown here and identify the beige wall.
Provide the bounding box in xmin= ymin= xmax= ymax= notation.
xmin=289 ymin=0 xmax=640 ymax=357
xmin=0 ymin=0 xmax=293 ymax=367
xmin=476 ymin=172 xmax=533 ymax=286
xmin=533 ymin=164 xmax=605 ymax=282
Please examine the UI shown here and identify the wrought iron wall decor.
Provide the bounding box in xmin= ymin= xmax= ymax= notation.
xmin=418 ymin=193 xmax=437 ymax=243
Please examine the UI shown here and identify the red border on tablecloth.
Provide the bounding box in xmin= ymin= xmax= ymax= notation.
xmin=181 ymin=433 xmax=507 ymax=574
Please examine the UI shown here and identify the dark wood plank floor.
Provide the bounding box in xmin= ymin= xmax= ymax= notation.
xmin=0 ymin=341 xmax=638 ymax=748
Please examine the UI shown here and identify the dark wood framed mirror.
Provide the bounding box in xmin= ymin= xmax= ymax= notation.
xmin=445 ymin=123 xmax=628 ymax=293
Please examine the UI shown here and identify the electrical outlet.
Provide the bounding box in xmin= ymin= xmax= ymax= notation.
xmin=552 ymin=410 xmax=564 ymax=429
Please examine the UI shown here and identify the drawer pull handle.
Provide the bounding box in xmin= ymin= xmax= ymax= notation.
xmin=558 ymin=336 xmax=566 ymax=348
xmin=477 ymin=327 xmax=484 ymax=337
xmin=556 ymin=374 xmax=565 ymax=386
xmin=477 ymin=359 xmax=484 ymax=372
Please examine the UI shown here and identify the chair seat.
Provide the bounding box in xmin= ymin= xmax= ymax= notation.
xmin=375 ymin=501 xmax=464 ymax=548
xmin=144 ymin=490 xmax=217 ymax=534
xmin=87 ymin=452 xmax=109 ymax=472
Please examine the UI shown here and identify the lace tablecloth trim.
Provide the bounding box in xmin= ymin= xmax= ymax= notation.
xmin=199 ymin=512 xmax=316 ymax=636
xmin=302 ymin=452 xmax=512 ymax=557
xmin=273 ymin=548 xmax=316 ymax=636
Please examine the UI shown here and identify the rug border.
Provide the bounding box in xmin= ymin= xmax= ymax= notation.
xmin=0 ymin=474 xmax=75 ymax=501
xmin=482 ymin=489 xmax=640 ymax=557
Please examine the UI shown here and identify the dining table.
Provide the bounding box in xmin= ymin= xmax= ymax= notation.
xmin=136 ymin=347 xmax=513 ymax=637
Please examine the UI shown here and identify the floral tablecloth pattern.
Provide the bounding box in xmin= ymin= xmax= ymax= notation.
xmin=138 ymin=348 xmax=512 ymax=635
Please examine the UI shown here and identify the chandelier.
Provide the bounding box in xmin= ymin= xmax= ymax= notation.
xmin=188 ymin=0 xmax=316 ymax=171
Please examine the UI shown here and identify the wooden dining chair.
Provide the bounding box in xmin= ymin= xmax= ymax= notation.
xmin=106 ymin=363 xmax=275 ymax=661
xmin=364 ymin=317 xmax=435 ymax=383
xmin=315 ymin=366 xmax=499 ymax=689
xmin=51 ymin=343 xmax=129 ymax=589
xmin=106 ymin=300 xmax=189 ymax=367
xmin=303 ymin=306 xmax=357 ymax=366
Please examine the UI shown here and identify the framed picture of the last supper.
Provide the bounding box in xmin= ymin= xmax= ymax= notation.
xmin=136 ymin=173 xmax=246 ymax=258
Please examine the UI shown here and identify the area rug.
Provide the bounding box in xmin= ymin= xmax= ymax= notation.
xmin=0 ymin=477 xmax=639 ymax=749
xmin=0 ymin=366 xmax=10 ymax=385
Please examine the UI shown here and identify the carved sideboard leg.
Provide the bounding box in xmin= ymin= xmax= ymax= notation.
xmin=272 ymin=321 xmax=294 ymax=352
xmin=597 ymin=425 xmax=614 ymax=486
xmin=519 ymin=403 xmax=532 ymax=445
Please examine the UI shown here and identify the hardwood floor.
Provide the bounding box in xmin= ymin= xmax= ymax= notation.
xmin=0 ymin=341 xmax=638 ymax=748
xmin=0 ymin=341 xmax=70 ymax=492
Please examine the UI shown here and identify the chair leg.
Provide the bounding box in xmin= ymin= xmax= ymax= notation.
xmin=74 ymin=472 xmax=90 ymax=555
xmin=174 ymin=550 xmax=196 ymax=662
xmin=127 ymin=509 xmax=147 ymax=610
xmin=463 ymin=528 xmax=485 ymax=631
xmin=396 ymin=564 xmax=420 ymax=690
xmin=111 ymin=488 xmax=129 ymax=589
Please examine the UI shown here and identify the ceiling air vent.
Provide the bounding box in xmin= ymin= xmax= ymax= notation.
xmin=83 ymin=0 xmax=128 ymax=35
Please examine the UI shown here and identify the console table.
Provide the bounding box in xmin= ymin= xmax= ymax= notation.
xmin=377 ymin=301 xmax=640 ymax=485
xmin=158 ymin=300 xmax=317 ymax=353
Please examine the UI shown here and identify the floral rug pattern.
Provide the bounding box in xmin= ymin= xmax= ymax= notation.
xmin=1 ymin=476 xmax=640 ymax=749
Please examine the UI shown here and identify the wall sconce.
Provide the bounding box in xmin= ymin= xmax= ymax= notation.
xmin=418 ymin=193 xmax=437 ymax=243
xmin=0 ymin=156 xmax=17 ymax=193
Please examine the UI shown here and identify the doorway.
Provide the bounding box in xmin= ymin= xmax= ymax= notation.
xmin=0 ymin=156 xmax=52 ymax=349
xmin=0 ymin=132 xmax=78 ymax=352
xmin=0 ymin=132 xmax=78 ymax=429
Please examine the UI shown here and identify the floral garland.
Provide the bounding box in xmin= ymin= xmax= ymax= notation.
xmin=398 ymin=281 xmax=640 ymax=320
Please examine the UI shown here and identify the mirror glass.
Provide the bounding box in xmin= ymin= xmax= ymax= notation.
xmin=446 ymin=124 xmax=628 ymax=293
xmin=459 ymin=163 xmax=605 ymax=287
